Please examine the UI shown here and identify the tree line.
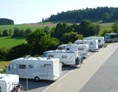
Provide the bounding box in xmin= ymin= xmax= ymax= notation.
xmin=42 ymin=7 xmax=118 ymax=23
xmin=0 ymin=18 xmax=14 ymax=25
xmin=0 ymin=20 xmax=118 ymax=61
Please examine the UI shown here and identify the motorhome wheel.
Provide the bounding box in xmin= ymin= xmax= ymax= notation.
xmin=34 ymin=76 xmax=40 ymax=82
xmin=75 ymin=57 xmax=79 ymax=65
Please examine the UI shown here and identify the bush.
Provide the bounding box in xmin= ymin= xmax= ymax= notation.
xmin=0 ymin=48 xmax=9 ymax=60
xmin=0 ymin=66 xmax=7 ymax=74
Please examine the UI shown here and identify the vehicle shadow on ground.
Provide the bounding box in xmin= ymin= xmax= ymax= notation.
xmin=20 ymin=79 xmax=53 ymax=91
xmin=19 ymin=65 xmax=77 ymax=91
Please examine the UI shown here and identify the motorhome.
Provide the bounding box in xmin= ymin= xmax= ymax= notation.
xmin=57 ymin=44 xmax=67 ymax=50
xmin=43 ymin=50 xmax=82 ymax=67
xmin=0 ymin=74 xmax=22 ymax=92
xmin=74 ymin=40 xmax=99 ymax=52
xmin=58 ymin=44 xmax=89 ymax=58
xmin=6 ymin=56 xmax=61 ymax=82
xmin=84 ymin=36 xmax=105 ymax=48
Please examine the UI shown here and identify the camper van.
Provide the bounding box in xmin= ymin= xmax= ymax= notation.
xmin=43 ymin=50 xmax=82 ymax=67
xmin=74 ymin=40 xmax=99 ymax=52
xmin=6 ymin=56 xmax=61 ymax=81
xmin=0 ymin=74 xmax=22 ymax=92
xmin=58 ymin=44 xmax=89 ymax=58
xmin=84 ymin=36 xmax=105 ymax=48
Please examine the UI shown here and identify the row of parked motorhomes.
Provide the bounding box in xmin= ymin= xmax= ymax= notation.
xmin=0 ymin=36 xmax=105 ymax=92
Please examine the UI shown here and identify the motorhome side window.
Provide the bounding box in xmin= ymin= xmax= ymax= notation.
xmin=44 ymin=64 xmax=51 ymax=67
xmin=28 ymin=65 xmax=34 ymax=68
xmin=98 ymin=40 xmax=101 ymax=43
xmin=62 ymin=55 xmax=67 ymax=59
xmin=66 ymin=48 xmax=70 ymax=50
xmin=90 ymin=42 xmax=93 ymax=45
xmin=78 ymin=48 xmax=84 ymax=50
xmin=19 ymin=64 xmax=26 ymax=69
xmin=49 ymin=55 xmax=54 ymax=58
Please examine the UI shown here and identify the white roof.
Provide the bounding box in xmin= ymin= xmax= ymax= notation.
xmin=0 ymin=74 xmax=19 ymax=82
xmin=10 ymin=56 xmax=59 ymax=63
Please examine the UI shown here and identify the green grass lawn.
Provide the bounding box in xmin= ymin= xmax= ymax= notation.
xmin=0 ymin=36 xmax=26 ymax=48
xmin=0 ymin=61 xmax=9 ymax=69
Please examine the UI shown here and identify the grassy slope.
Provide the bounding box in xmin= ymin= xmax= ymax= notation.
xmin=99 ymin=23 xmax=113 ymax=35
xmin=0 ymin=36 xmax=26 ymax=48
xmin=0 ymin=61 xmax=9 ymax=69
xmin=0 ymin=23 xmax=57 ymax=32
xmin=0 ymin=22 xmax=114 ymax=48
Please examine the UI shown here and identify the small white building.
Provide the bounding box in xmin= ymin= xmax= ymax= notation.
xmin=6 ymin=56 xmax=61 ymax=81
xmin=0 ymin=74 xmax=21 ymax=92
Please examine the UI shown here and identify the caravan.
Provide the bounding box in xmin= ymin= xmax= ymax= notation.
xmin=74 ymin=40 xmax=99 ymax=52
xmin=43 ymin=50 xmax=82 ymax=67
xmin=84 ymin=36 xmax=105 ymax=48
xmin=57 ymin=44 xmax=67 ymax=50
xmin=0 ymin=74 xmax=22 ymax=92
xmin=6 ymin=56 xmax=61 ymax=81
xmin=58 ymin=44 xmax=89 ymax=58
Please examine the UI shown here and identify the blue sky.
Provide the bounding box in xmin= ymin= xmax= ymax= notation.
xmin=0 ymin=0 xmax=117 ymax=24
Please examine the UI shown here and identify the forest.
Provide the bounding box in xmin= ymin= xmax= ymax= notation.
xmin=42 ymin=7 xmax=118 ymax=23
xmin=0 ymin=18 xmax=14 ymax=25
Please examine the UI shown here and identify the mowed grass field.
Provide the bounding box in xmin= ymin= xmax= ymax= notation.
xmin=0 ymin=22 xmax=57 ymax=32
xmin=0 ymin=61 xmax=9 ymax=69
xmin=0 ymin=36 xmax=26 ymax=48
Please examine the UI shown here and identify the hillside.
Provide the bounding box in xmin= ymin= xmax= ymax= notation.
xmin=43 ymin=7 xmax=118 ymax=23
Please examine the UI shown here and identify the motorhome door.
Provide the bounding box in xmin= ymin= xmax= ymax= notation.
xmin=12 ymin=63 xmax=18 ymax=74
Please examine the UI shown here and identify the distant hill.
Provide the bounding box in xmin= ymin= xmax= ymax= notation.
xmin=42 ymin=7 xmax=118 ymax=23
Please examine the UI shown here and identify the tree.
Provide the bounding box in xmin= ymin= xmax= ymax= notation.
xmin=7 ymin=44 xmax=31 ymax=60
xmin=0 ymin=18 xmax=14 ymax=25
xmin=112 ymin=21 xmax=118 ymax=33
xmin=52 ymin=23 xmax=69 ymax=39
xmin=61 ymin=32 xmax=83 ymax=44
xmin=78 ymin=20 xmax=96 ymax=37
xmin=2 ymin=29 xmax=9 ymax=36
xmin=12 ymin=27 xmax=20 ymax=37
xmin=9 ymin=29 xmax=13 ymax=36
xmin=26 ymin=28 xmax=59 ymax=55
xmin=44 ymin=26 xmax=51 ymax=35
xmin=102 ymin=12 xmax=111 ymax=22
xmin=18 ymin=30 xmax=25 ymax=37
xmin=95 ymin=24 xmax=100 ymax=36
xmin=25 ymin=28 xmax=32 ymax=37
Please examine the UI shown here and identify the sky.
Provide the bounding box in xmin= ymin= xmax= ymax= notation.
xmin=0 ymin=0 xmax=118 ymax=24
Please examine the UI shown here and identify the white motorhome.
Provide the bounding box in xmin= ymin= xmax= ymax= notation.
xmin=6 ymin=56 xmax=61 ymax=82
xmin=84 ymin=36 xmax=105 ymax=48
xmin=59 ymin=44 xmax=89 ymax=58
xmin=57 ymin=44 xmax=67 ymax=50
xmin=74 ymin=40 xmax=99 ymax=52
xmin=43 ymin=50 xmax=82 ymax=67
xmin=0 ymin=74 xmax=22 ymax=92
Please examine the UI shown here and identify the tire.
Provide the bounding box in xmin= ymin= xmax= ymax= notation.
xmin=34 ymin=76 xmax=40 ymax=82
xmin=81 ymin=57 xmax=83 ymax=63
xmin=75 ymin=57 xmax=79 ymax=65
